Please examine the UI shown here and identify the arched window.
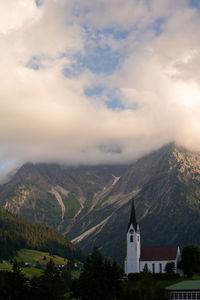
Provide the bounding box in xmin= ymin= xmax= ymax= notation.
xmin=130 ymin=235 xmax=133 ymax=243
xmin=159 ymin=263 xmax=162 ymax=273
xmin=152 ymin=263 xmax=155 ymax=273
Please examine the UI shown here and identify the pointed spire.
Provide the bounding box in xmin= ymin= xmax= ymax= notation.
xmin=127 ymin=199 xmax=137 ymax=232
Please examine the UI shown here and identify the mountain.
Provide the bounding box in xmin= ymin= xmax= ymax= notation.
xmin=0 ymin=143 xmax=200 ymax=263
xmin=0 ymin=208 xmax=83 ymax=261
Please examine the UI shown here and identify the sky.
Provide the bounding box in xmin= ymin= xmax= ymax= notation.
xmin=1 ymin=0 xmax=200 ymax=181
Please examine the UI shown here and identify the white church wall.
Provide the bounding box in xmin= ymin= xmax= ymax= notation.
xmin=140 ymin=260 xmax=176 ymax=273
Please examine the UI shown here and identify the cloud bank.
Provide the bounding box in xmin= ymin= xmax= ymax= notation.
xmin=1 ymin=0 xmax=200 ymax=179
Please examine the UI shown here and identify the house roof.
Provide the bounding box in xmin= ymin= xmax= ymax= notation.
xmin=127 ymin=200 xmax=137 ymax=232
xmin=166 ymin=281 xmax=200 ymax=291
xmin=139 ymin=245 xmax=179 ymax=261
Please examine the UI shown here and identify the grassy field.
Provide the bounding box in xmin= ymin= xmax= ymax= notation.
xmin=0 ymin=249 xmax=68 ymax=278
xmin=71 ymin=269 xmax=81 ymax=279
xmin=0 ymin=261 xmax=43 ymax=278
xmin=0 ymin=249 xmax=82 ymax=279
xmin=14 ymin=248 xmax=67 ymax=265
xmin=22 ymin=267 xmax=44 ymax=278
xmin=0 ymin=261 xmax=12 ymax=271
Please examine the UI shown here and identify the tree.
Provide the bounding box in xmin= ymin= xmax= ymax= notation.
xmin=165 ymin=262 xmax=175 ymax=275
xmin=5 ymin=261 xmax=29 ymax=300
xmin=139 ymin=264 xmax=155 ymax=300
xmin=61 ymin=265 xmax=71 ymax=291
xmin=39 ymin=259 xmax=65 ymax=300
xmin=71 ymin=247 xmax=123 ymax=300
xmin=78 ymin=247 xmax=107 ymax=300
xmin=105 ymin=259 xmax=123 ymax=299
xmin=179 ymin=244 xmax=200 ymax=277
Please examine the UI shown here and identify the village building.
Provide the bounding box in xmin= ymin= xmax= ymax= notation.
xmin=166 ymin=280 xmax=200 ymax=300
xmin=124 ymin=201 xmax=181 ymax=274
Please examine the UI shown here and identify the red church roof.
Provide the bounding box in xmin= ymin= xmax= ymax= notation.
xmin=139 ymin=245 xmax=179 ymax=261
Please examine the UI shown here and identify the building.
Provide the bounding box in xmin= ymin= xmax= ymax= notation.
xmin=124 ymin=200 xmax=181 ymax=274
xmin=166 ymin=280 xmax=200 ymax=300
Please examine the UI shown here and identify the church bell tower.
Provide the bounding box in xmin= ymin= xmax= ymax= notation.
xmin=124 ymin=200 xmax=141 ymax=274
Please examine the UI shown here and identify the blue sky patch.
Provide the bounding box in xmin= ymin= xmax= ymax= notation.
xmin=78 ymin=49 xmax=120 ymax=74
xmin=189 ymin=0 xmax=200 ymax=9
xmin=26 ymin=56 xmax=42 ymax=70
xmin=95 ymin=28 xmax=131 ymax=40
xmin=63 ymin=63 xmax=82 ymax=78
xmin=85 ymin=86 xmax=104 ymax=97
xmin=106 ymin=98 xmax=126 ymax=110
xmin=85 ymin=86 xmax=125 ymax=111
xmin=63 ymin=27 xmax=127 ymax=78
xmin=105 ymin=89 xmax=125 ymax=110
xmin=64 ymin=46 xmax=121 ymax=77
xmin=151 ymin=18 xmax=166 ymax=36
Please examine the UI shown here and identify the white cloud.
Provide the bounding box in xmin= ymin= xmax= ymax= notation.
xmin=0 ymin=0 xmax=200 ymax=181
xmin=0 ymin=0 xmax=39 ymax=34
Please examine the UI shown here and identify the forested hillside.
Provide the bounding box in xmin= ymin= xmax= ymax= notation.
xmin=0 ymin=209 xmax=83 ymax=261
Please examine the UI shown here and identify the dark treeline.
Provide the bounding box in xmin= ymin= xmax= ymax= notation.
xmin=0 ymin=251 xmax=171 ymax=300
xmin=71 ymin=247 xmax=124 ymax=300
xmin=70 ymin=247 xmax=178 ymax=300
xmin=0 ymin=246 xmax=199 ymax=299
xmin=0 ymin=259 xmax=67 ymax=300
xmin=71 ymin=245 xmax=200 ymax=300
xmin=0 ymin=209 xmax=84 ymax=261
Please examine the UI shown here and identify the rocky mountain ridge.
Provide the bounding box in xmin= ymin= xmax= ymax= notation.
xmin=0 ymin=143 xmax=199 ymax=263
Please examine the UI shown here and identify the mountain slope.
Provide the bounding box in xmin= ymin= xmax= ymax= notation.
xmin=0 ymin=144 xmax=199 ymax=263
xmin=0 ymin=208 xmax=83 ymax=261
xmin=72 ymin=144 xmax=200 ymax=262
xmin=0 ymin=164 xmax=127 ymax=235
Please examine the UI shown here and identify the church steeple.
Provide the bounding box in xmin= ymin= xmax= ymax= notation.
xmin=127 ymin=199 xmax=137 ymax=232
xmin=125 ymin=199 xmax=141 ymax=274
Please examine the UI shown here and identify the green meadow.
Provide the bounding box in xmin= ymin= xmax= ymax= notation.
xmin=0 ymin=248 xmax=68 ymax=278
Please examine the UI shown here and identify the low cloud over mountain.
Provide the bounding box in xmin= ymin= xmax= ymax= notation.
xmin=1 ymin=0 xmax=200 ymax=180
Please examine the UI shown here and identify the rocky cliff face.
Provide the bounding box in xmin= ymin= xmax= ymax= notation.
xmin=0 ymin=143 xmax=199 ymax=263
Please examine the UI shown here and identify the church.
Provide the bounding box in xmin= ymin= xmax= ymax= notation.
xmin=124 ymin=201 xmax=181 ymax=274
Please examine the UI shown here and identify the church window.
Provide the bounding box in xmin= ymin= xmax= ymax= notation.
xmin=138 ymin=236 xmax=139 ymax=242
xmin=152 ymin=263 xmax=155 ymax=273
xmin=197 ymin=293 xmax=200 ymax=299
xmin=159 ymin=263 xmax=162 ymax=273
xmin=130 ymin=235 xmax=133 ymax=242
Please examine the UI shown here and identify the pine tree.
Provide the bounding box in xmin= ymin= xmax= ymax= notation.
xmin=38 ymin=259 xmax=65 ymax=300
xmin=78 ymin=248 xmax=107 ymax=299
xmin=179 ymin=244 xmax=200 ymax=277
xmin=139 ymin=265 xmax=155 ymax=300
xmin=165 ymin=262 xmax=175 ymax=274
xmin=5 ymin=261 xmax=29 ymax=300
xmin=73 ymin=247 xmax=123 ymax=300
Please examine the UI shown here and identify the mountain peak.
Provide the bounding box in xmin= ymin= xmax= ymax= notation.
xmin=0 ymin=144 xmax=199 ymax=263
